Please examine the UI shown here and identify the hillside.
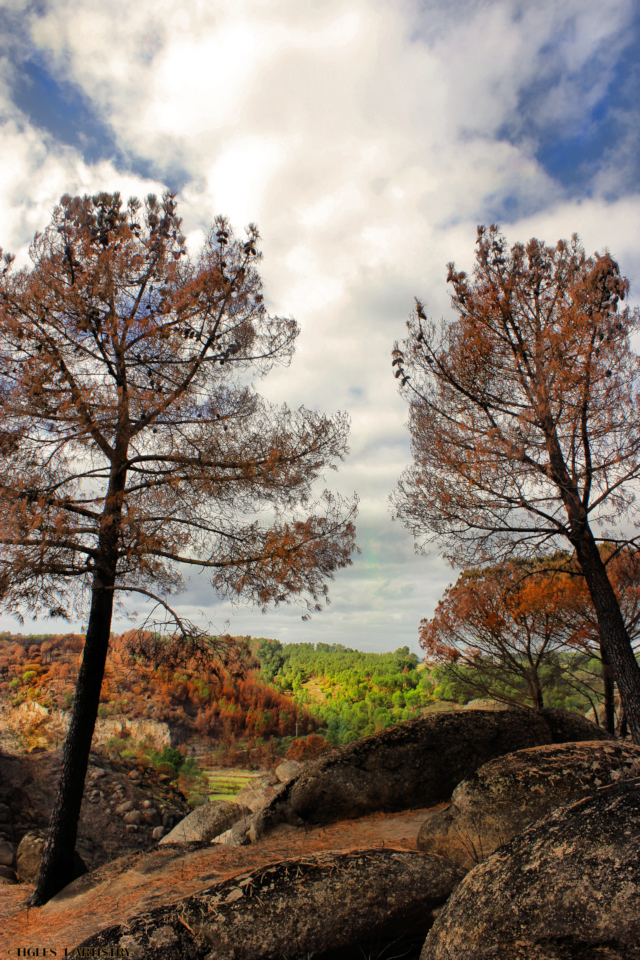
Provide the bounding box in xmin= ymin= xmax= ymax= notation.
xmin=0 ymin=632 xmax=317 ymax=768
xmin=0 ymin=631 xmax=600 ymax=766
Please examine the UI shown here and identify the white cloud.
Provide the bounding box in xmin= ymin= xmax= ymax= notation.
xmin=0 ymin=0 xmax=639 ymax=651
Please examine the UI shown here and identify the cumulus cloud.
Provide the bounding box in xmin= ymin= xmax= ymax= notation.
xmin=0 ymin=0 xmax=639 ymax=651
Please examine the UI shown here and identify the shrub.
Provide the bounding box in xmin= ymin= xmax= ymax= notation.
xmin=286 ymin=733 xmax=330 ymax=762
xmin=22 ymin=670 xmax=37 ymax=685
xmin=156 ymin=746 xmax=185 ymax=770
xmin=156 ymin=761 xmax=177 ymax=778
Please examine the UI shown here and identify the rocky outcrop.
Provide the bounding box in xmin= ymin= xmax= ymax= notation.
xmin=159 ymin=800 xmax=252 ymax=845
xmin=249 ymin=708 xmax=612 ymax=842
xmin=78 ymin=849 xmax=466 ymax=960
xmin=417 ymin=740 xmax=640 ymax=870
xmin=8 ymin=703 xmax=172 ymax=751
xmin=420 ymin=777 xmax=640 ymax=960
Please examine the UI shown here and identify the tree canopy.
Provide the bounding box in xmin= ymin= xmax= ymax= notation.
xmin=0 ymin=190 xmax=357 ymax=904
xmin=391 ymin=225 xmax=640 ymax=742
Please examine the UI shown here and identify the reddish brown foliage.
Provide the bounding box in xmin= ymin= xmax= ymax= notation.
xmin=286 ymin=733 xmax=331 ymax=762
xmin=393 ymin=226 xmax=640 ymax=740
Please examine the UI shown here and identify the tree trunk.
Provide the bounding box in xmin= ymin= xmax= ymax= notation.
xmin=30 ymin=461 xmax=126 ymax=906
xmin=573 ymin=534 xmax=640 ymax=745
xmin=29 ymin=574 xmax=116 ymax=905
xmin=599 ymin=640 xmax=616 ymax=735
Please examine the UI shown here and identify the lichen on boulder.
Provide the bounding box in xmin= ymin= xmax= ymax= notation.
xmin=420 ymin=777 xmax=640 ymax=960
xmin=417 ymin=740 xmax=640 ymax=870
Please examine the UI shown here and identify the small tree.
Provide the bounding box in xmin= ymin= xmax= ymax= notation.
xmin=420 ymin=559 xmax=597 ymax=711
xmin=0 ymin=191 xmax=357 ymax=904
xmin=391 ymin=226 xmax=640 ymax=741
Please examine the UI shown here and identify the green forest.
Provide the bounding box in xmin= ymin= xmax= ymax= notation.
xmin=254 ymin=638 xmax=608 ymax=746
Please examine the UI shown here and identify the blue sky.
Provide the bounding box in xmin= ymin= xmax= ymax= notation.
xmin=1 ymin=0 xmax=640 ymax=653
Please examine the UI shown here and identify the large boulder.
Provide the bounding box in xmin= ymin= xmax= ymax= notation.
xmin=250 ymin=708 xmax=611 ymax=842
xmin=418 ymin=740 xmax=640 ymax=870
xmin=16 ymin=832 xmax=87 ymax=885
xmin=159 ymin=800 xmax=252 ymax=845
xmin=77 ymin=849 xmax=466 ymax=959
xmin=420 ymin=777 xmax=640 ymax=960
xmin=234 ymin=772 xmax=283 ymax=813
xmin=274 ymin=759 xmax=302 ymax=783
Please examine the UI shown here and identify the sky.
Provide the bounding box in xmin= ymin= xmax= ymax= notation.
xmin=1 ymin=0 xmax=640 ymax=655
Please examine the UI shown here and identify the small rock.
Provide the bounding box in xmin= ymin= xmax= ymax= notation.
xmin=0 ymin=864 xmax=17 ymax=882
xmin=115 ymin=800 xmax=134 ymax=815
xmin=124 ymin=810 xmax=142 ymax=825
xmin=125 ymin=824 xmax=139 ymax=833
xmin=0 ymin=839 xmax=15 ymax=867
xmin=128 ymin=770 xmax=140 ymax=781
xmin=152 ymin=826 xmax=165 ymax=841
xmin=141 ymin=800 xmax=152 ymax=809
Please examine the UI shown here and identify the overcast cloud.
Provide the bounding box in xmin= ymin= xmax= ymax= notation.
xmin=1 ymin=0 xmax=639 ymax=653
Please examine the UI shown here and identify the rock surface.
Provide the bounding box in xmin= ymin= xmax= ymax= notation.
xmin=159 ymin=800 xmax=252 ymax=845
xmin=78 ymin=849 xmax=466 ymax=960
xmin=417 ymin=740 xmax=640 ymax=869
xmin=420 ymin=777 xmax=640 ymax=960
xmin=274 ymin=759 xmax=302 ymax=783
xmin=234 ymin=772 xmax=283 ymax=813
xmin=16 ymin=832 xmax=87 ymax=885
xmin=250 ymin=708 xmax=611 ymax=842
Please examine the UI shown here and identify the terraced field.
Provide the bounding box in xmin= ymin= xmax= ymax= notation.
xmin=204 ymin=767 xmax=257 ymax=802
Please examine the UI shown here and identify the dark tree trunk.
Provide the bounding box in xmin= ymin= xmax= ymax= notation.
xmin=30 ymin=463 xmax=126 ymax=906
xmin=617 ymin=706 xmax=628 ymax=739
xmin=29 ymin=574 xmax=116 ymax=905
xmin=573 ymin=534 xmax=640 ymax=745
xmin=599 ymin=640 xmax=616 ymax=735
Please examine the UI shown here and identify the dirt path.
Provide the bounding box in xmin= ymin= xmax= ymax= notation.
xmin=0 ymin=804 xmax=444 ymax=953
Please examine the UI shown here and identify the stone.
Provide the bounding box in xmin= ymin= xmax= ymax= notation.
xmin=417 ymin=740 xmax=640 ymax=870
xmin=124 ymin=810 xmax=142 ymax=825
xmin=128 ymin=770 xmax=140 ymax=781
xmin=125 ymin=824 xmax=139 ymax=833
xmin=234 ymin=772 xmax=283 ymax=813
xmin=115 ymin=800 xmax=134 ymax=815
xmin=420 ymin=777 xmax=640 ymax=959
xmin=159 ymin=800 xmax=252 ymax=845
xmin=152 ymin=826 xmax=165 ymax=841
xmin=16 ymin=832 xmax=87 ymax=885
xmin=78 ymin=849 xmax=466 ymax=959
xmin=141 ymin=800 xmax=152 ymax=808
xmin=250 ymin=707 xmax=611 ymax=843
xmin=274 ymin=759 xmax=302 ymax=783
xmin=213 ymin=817 xmax=253 ymax=847
xmin=141 ymin=807 xmax=161 ymax=827
xmin=0 ymin=864 xmax=17 ymax=881
xmin=585 ymin=695 xmax=621 ymax=728
xmin=0 ymin=838 xmax=15 ymax=867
